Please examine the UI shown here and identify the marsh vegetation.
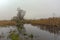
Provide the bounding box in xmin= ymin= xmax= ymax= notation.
xmin=0 ymin=8 xmax=59 ymax=40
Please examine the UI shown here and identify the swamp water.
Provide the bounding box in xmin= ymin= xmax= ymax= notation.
xmin=0 ymin=24 xmax=60 ymax=40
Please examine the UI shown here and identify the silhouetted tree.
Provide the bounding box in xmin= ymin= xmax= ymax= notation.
xmin=16 ymin=8 xmax=26 ymax=34
xmin=17 ymin=8 xmax=25 ymax=20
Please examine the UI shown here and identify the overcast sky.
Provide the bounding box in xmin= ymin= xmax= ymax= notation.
xmin=0 ymin=0 xmax=60 ymax=20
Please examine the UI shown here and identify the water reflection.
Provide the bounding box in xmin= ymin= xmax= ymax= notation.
xmin=0 ymin=24 xmax=60 ymax=40
xmin=24 ymin=24 xmax=60 ymax=40
xmin=37 ymin=25 xmax=60 ymax=34
xmin=16 ymin=24 xmax=28 ymax=40
xmin=24 ymin=24 xmax=54 ymax=40
xmin=0 ymin=26 xmax=17 ymax=40
xmin=38 ymin=25 xmax=60 ymax=40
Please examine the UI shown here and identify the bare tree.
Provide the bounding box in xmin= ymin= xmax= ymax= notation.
xmin=16 ymin=8 xmax=26 ymax=34
xmin=17 ymin=8 xmax=25 ymax=20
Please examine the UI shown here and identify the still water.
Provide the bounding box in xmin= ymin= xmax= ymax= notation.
xmin=0 ymin=24 xmax=60 ymax=40
xmin=24 ymin=24 xmax=60 ymax=40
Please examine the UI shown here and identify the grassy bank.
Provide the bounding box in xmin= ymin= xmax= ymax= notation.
xmin=0 ymin=17 xmax=60 ymax=26
xmin=24 ymin=17 xmax=60 ymax=25
xmin=0 ymin=20 xmax=16 ymax=26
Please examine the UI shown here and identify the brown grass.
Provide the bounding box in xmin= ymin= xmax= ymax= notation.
xmin=0 ymin=17 xmax=59 ymax=26
xmin=0 ymin=20 xmax=16 ymax=26
xmin=24 ymin=17 xmax=60 ymax=25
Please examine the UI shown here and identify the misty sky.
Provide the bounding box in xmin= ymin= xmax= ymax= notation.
xmin=0 ymin=0 xmax=60 ymax=20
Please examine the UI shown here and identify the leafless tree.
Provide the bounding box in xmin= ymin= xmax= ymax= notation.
xmin=17 ymin=8 xmax=25 ymax=20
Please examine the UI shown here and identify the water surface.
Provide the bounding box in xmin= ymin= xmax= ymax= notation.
xmin=0 ymin=24 xmax=60 ymax=40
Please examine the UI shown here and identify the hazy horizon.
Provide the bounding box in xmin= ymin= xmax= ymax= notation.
xmin=0 ymin=0 xmax=60 ymax=20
